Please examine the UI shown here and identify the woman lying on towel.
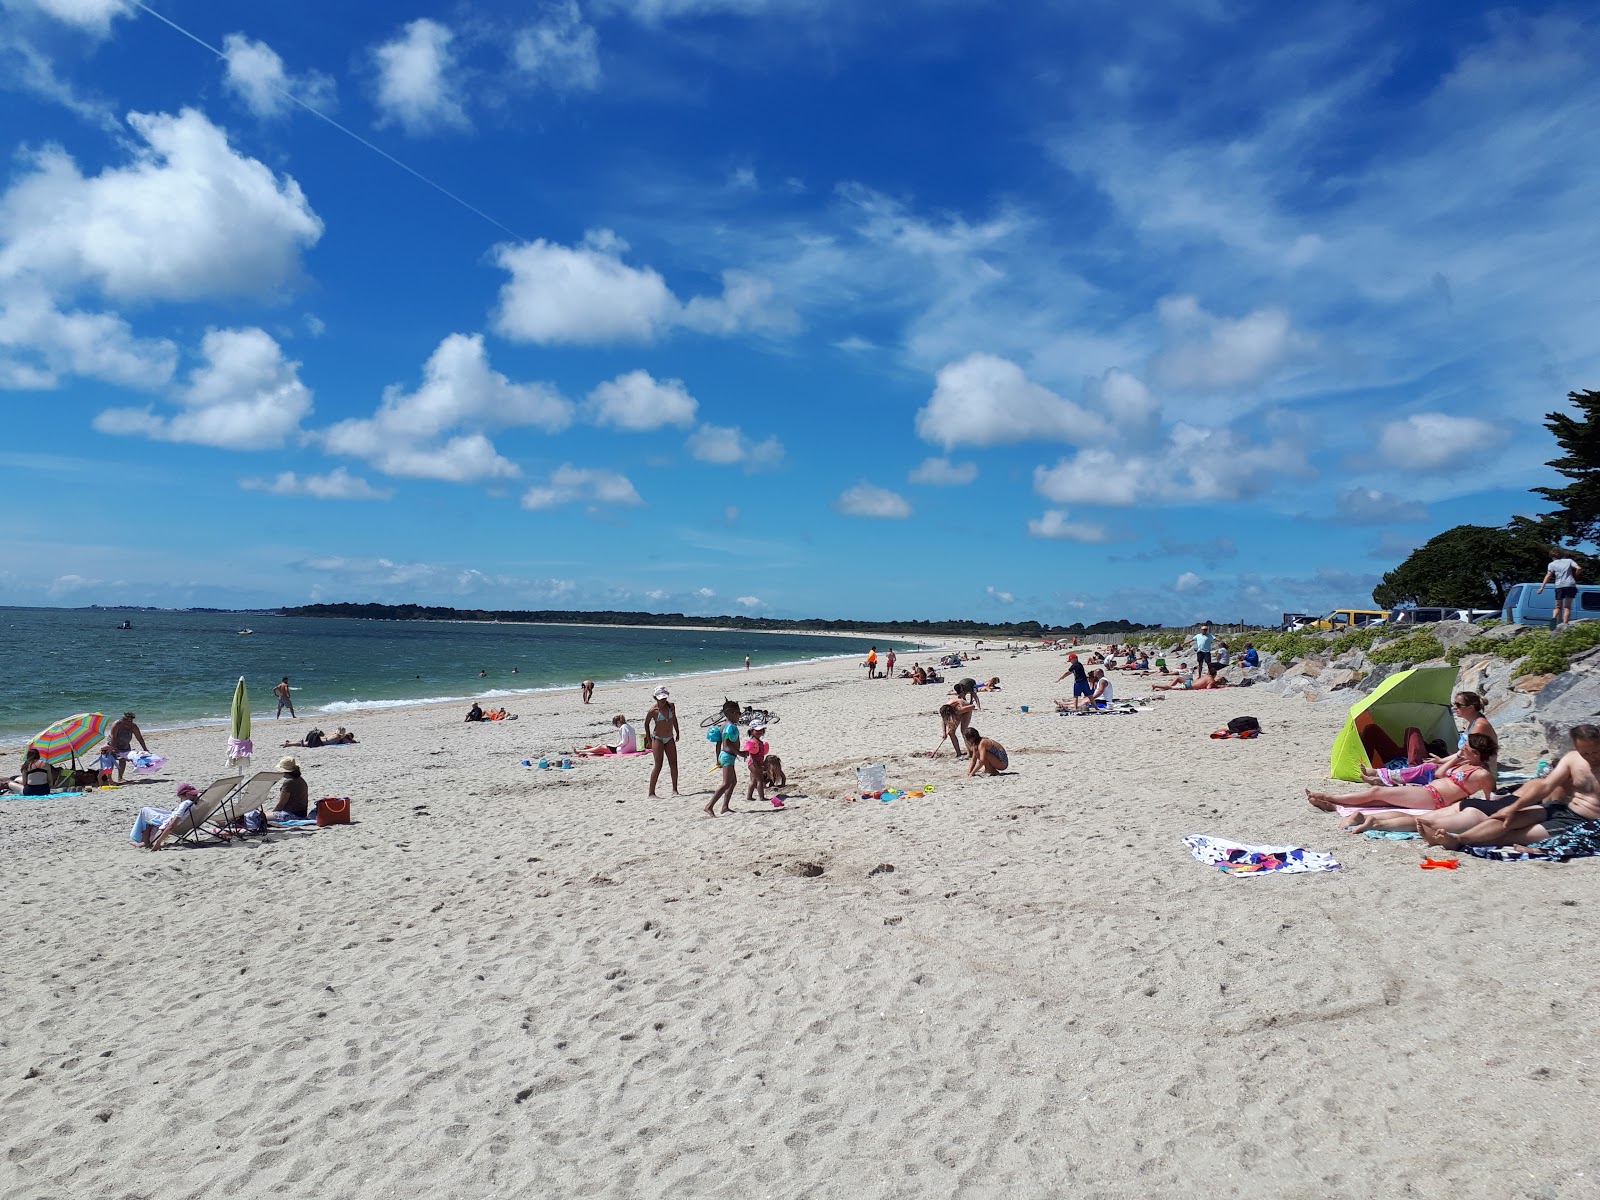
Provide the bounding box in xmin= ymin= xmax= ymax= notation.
xmin=1308 ymin=733 xmax=1496 ymax=818
xmin=577 ymin=714 xmax=638 ymax=756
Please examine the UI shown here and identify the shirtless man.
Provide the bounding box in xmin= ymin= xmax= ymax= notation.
xmin=1307 ymin=732 xmax=1496 ymax=815
xmin=106 ymin=711 xmax=149 ymax=783
xmin=274 ymin=676 xmax=295 ymax=718
xmin=1419 ymin=725 xmax=1600 ymax=850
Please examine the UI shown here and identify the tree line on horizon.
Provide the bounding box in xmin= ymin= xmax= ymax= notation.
xmin=1372 ymin=388 xmax=1600 ymax=610
xmin=279 ymin=602 xmax=1160 ymax=639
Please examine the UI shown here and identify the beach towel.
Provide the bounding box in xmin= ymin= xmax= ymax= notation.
xmin=3 ymin=789 xmax=92 ymax=801
xmin=1363 ymin=829 xmax=1421 ymax=840
xmin=1182 ymin=834 xmax=1341 ymax=876
xmin=1463 ymin=819 xmax=1600 ymax=863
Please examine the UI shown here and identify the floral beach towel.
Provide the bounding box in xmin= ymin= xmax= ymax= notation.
xmin=1183 ymin=834 xmax=1341 ymax=876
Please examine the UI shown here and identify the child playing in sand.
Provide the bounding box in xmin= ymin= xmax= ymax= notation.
xmin=94 ymin=743 xmax=117 ymax=784
xmin=964 ymin=727 xmax=1009 ymax=776
xmin=743 ymin=717 xmax=777 ymax=806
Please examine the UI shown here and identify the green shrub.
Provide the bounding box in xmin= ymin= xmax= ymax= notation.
xmin=1367 ymin=632 xmax=1446 ymax=665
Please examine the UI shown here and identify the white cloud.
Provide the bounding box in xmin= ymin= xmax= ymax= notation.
xmin=222 ymin=33 xmax=336 ymax=119
xmin=1173 ymin=571 xmax=1210 ymax=594
xmin=2 ymin=0 xmax=131 ymax=36
xmin=522 ymin=464 xmax=643 ymax=510
xmin=0 ymin=108 xmax=323 ymax=303
xmin=1152 ymin=295 xmax=1314 ymax=391
xmin=694 ymin=586 xmax=715 ymax=598
xmin=1026 ymin=509 xmax=1111 ymax=543
xmin=916 ymin=353 xmax=1111 ymax=450
xmin=1334 ymin=486 xmax=1429 ymax=524
xmin=94 ymin=327 xmax=310 ymax=450
xmin=735 ymin=595 xmax=764 ymax=608
xmin=586 ymin=369 xmax=697 ymax=431
xmin=1034 ymin=422 xmax=1313 ymax=508
xmin=371 ymin=18 xmax=468 ymax=136
xmin=0 ymin=286 xmax=174 ymax=389
xmin=1376 ymin=413 xmax=1504 ymax=472
xmin=242 ymin=468 xmax=391 ymax=501
xmin=512 ymin=1 xmax=601 ymax=93
xmin=908 ymin=456 xmax=977 ymax=485
xmin=686 ymin=423 xmax=784 ymax=472
xmin=986 ymin=585 xmax=1014 ymax=603
xmin=594 ymin=0 xmax=823 ymax=20
xmin=323 ymin=334 xmax=570 ymax=482
xmin=491 ymin=230 xmax=790 ymax=345
xmin=834 ymin=482 xmax=911 ymax=519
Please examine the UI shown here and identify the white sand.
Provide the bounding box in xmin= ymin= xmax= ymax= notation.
xmin=3 ymin=645 xmax=1597 ymax=1199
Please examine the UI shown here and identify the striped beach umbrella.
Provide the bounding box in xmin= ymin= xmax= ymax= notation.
xmin=227 ymin=676 xmax=253 ymax=770
xmin=31 ymin=712 xmax=107 ymax=765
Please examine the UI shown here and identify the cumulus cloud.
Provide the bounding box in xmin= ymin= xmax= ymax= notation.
xmin=1173 ymin=571 xmax=1211 ymax=594
xmin=521 ymin=464 xmax=643 ymax=510
xmin=1034 ymin=422 xmax=1312 ymax=508
xmin=0 ymin=287 xmax=174 ymax=389
xmin=3 ymin=0 xmax=131 ymax=36
xmin=94 ymin=327 xmax=310 ymax=450
xmin=371 ymin=18 xmax=469 ymax=135
xmin=491 ymin=230 xmax=790 ymax=345
xmin=1334 ymin=486 xmax=1429 ymax=524
xmin=687 ymin=423 xmax=784 ymax=472
xmin=0 ymin=108 xmax=323 ymax=302
xmin=323 ymin=333 xmax=570 ymax=482
xmin=241 ymin=467 xmax=391 ymax=501
xmin=222 ymin=33 xmax=336 ymax=119
xmin=908 ymin=456 xmax=977 ymax=486
xmin=1152 ymin=295 xmax=1314 ymax=391
xmin=986 ymin=585 xmax=1015 ymax=603
xmin=833 ymin=482 xmax=911 ymax=519
xmin=586 ymin=370 xmax=697 ymax=431
xmin=512 ymin=1 xmax=601 ymax=93
xmin=1026 ymin=509 xmax=1112 ymax=543
xmin=916 ymin=353 xmax=1111 ymax=450
xmin=735 ymin=595 xmax=764 ymax=608
xmin=1376 ymin=413 xmax=1505 ymax=471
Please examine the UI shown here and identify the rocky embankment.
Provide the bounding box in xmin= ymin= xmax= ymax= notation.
xmin=1238 ymin=622 xmax=1600 ymax=769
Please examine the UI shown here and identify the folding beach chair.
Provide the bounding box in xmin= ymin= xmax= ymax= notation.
xmin=152 ymin=774 xmax=242 ymax=849
xmin=219 ymin=771 xmax=286 ymax=836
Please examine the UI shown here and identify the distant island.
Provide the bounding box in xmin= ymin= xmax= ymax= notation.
xmin=280 ymin=602 xmax=1157 ymax=640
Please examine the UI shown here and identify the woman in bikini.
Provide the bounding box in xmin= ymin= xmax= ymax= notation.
xmin=646 ymin=687 xmax=680 ymax=798
xmin=964 ymin=727 xmax=1009 ymax=776
xmin=1308 ymin=732 xmax=1497 ymax=818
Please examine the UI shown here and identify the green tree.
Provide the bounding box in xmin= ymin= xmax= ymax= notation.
xmin=1533 ymin=388 xmax=1600 ymax=544
xmin=1371 ymin=524 xmax=1552 ymax=609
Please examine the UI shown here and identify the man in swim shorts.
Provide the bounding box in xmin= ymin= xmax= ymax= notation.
xmin=1055 ymin=655 xmax=1091 ymax=711
xmin=1420 ymin=725 xmax=1600 ymax=850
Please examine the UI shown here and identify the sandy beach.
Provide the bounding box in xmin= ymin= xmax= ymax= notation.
xmin=3 ymin=643 xmax=1597 ymax=1199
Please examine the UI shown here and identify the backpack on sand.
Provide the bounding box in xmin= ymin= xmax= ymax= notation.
xmin=1226 ymin=716 xmax=1262 ymax=736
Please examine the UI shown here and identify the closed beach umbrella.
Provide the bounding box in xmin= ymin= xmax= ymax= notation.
xmin=31 ymin=712 xmax=107 ymax=765
xmin=227 ymin=676 xmax=253 ymax=772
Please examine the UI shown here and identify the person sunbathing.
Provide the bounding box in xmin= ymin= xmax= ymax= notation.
xmin=577 ymin=714 xmax=637 ymax=756
xmin=1413 ymin=725 xmax=1600 ymax=850
xmin=1308 ymin=732 xmax=1496 ymax=816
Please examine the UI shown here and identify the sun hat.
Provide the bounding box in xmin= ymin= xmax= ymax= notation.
xmin=176 ymin=782 xmax=199 ymax=798
xmin=748 ymin=717 xmax=767 ymax=731
xmin=653 ymin=687 xmax=670 ymax=699
xmin=276 ymin=755 xmax=299 ymax=772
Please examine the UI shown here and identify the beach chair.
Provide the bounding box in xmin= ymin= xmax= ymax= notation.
xmin=219 ymin=771 xmax=286 ymax=835
xmin=152 ymin=775 xmax=243 ymax=849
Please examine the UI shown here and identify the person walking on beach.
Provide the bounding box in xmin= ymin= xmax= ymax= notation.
xmin=646 ymin=688 xmax=680 ymax=797
xmin=1538 ymin=550 xmax=1583 ymax=627
xmin=745 ymin=655 xmax=751 ymax=671
xmin=107 ymin=711 xmax=149 ymax=782
xmin=274 ymin=676 xmax=295 ymax=719
xmin=704 ymin=699 xmax=744 ymax=816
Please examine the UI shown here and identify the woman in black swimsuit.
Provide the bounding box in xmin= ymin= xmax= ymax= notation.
xmin=10 ymin=747 xmax=54 ymax=795
xmin=646 ymin=688 xmax=680 ymax=798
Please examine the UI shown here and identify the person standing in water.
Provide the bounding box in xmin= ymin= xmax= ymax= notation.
xmin=274 ymin=676 xmax=295 ymax=719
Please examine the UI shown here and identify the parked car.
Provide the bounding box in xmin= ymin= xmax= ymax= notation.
xmin=1501 ymin=583 xmax=1600 ymax=627
xmin=1310 ymin=608 xmax=1389 ymax=631
xmin=1279 ymin=612 xmax=1313 ymax=631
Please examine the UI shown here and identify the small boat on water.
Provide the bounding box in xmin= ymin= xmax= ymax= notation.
xmin=237 ymin=629 xmax=254 ymax=635
xmin=115 ymin=620 xmax=133 ymax=630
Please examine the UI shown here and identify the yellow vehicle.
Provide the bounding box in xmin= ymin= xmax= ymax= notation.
xmin=1311 ymin=608 xmax=1389 ymax=631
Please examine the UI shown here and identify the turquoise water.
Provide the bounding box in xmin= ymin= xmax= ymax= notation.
xmin=0 ymin=608 xmax=909 ymax=743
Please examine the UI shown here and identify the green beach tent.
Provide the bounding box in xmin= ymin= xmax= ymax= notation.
xmin=1328 ymin=666 xmax=1459 ymax=782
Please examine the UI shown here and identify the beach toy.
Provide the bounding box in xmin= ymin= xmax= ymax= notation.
xmin=922 ymin=783 xmax=935 ymax=793
xmin=522 ymin=759 xmax=532 ymax=767
xmin=537 ymin=758 xmax=549 ymax=769
xmin=906 ymin=790 xmax=924 ymax=798
xmin=1020 ymin=705 xmax=1030 ymax=713
xmin=1420 ymin=857 xmax=1460 ymax=870
xmin=560 ymin=757 xmax=573 ymax=769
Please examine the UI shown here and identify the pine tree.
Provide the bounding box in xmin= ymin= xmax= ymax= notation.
xmin=1533 ymin=389 xmax=1600 ymax=544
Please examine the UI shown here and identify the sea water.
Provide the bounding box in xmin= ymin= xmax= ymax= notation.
xmin=0 ymin=607 xmax=905 ymax=744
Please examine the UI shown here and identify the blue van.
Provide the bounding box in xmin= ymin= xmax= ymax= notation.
xmin=1501 ymin=582 xmax=1600 ymax=627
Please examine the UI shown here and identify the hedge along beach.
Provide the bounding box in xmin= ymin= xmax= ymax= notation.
xmin=6 ymin=629 xmax=1600 ymax=1200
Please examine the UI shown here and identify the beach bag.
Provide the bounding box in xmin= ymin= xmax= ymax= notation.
xmin=1226 ymin=716 xmax=1261 ymax=736
xmin=304 ymin=728 xmax=325 ymax=748
xmin=316 ymin=796 xmax=351 ymax=826
xmin=243 ymin=808 xmax=267 ymax=834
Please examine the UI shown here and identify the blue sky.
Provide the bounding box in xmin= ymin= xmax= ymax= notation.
xmin=1 ymin=0 xmax=1595 ymax=625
